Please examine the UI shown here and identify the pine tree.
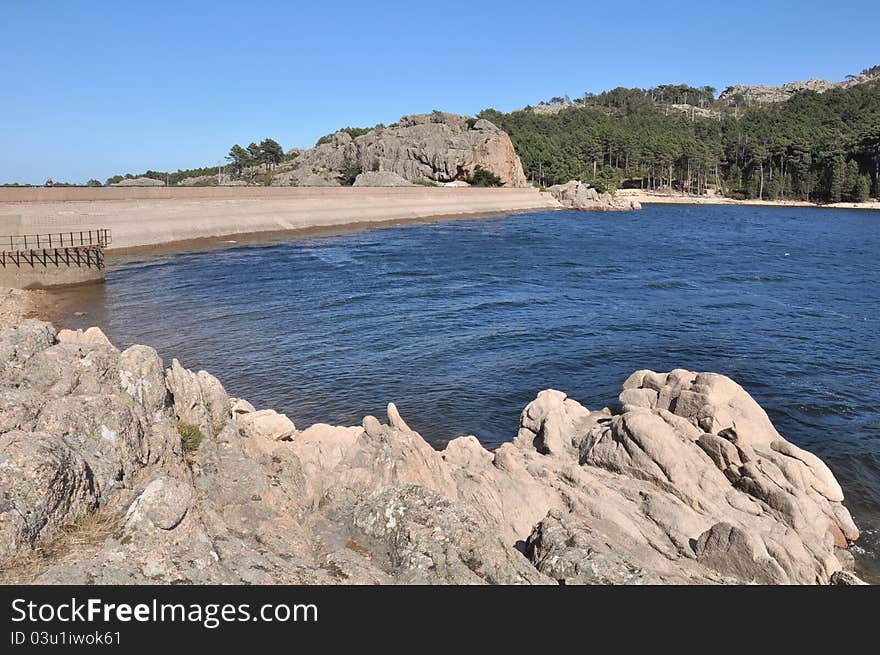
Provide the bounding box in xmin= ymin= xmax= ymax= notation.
xmin=259 ymin=139 xmax=284 ymax=168
xmin=829 ymin=156 xmax=844 ymax=202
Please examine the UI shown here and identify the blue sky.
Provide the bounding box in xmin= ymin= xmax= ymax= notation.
xmin=2 ymin=1 xmax=878 ymax=184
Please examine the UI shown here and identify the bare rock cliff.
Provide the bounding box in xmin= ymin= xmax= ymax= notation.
xmin=0 ymin=320 xmax=863 ymax=584
xmin=274 ymin=112 xmax=527 ymax=187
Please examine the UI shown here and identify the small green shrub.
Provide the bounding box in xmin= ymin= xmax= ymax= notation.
xmin=590 ymin=165 xmax=623 ymax=194
xmin=413 ymin=178 xmax=438 ymax=186
xmin=177 ymin=422 xmax=203 ymax=453
xmin=340 ymin=159 xmax=363 ymax=185
xmin=470 ymin=166 xmax=502 ymax=187
xmin=254 ymin=171 xmax=275 ymax=186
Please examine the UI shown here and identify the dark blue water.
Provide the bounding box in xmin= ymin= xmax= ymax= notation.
xmin=60 ymin=205 xmax=880 ymax=580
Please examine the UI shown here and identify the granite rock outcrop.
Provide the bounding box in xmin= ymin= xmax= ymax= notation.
xmin=273 ymin=113 xmax=527 ymax=188
xmin=0 ymin=320 xmax=863 ymax=584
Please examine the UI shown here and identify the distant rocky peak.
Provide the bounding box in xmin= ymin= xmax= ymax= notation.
xmin=719 ymin=70 xmax=880 ymax=105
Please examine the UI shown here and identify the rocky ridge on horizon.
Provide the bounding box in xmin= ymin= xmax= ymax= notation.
xmin=0 ymin=319 xmax=864 ymax=585
xmin=718 ymin=71 xmax=880 ymax=105
xmin=522 ymin=68 xmax=880 ymax=117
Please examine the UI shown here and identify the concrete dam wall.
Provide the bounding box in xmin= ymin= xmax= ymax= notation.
xmin=0 ymin=186 xmax=561 ymax=252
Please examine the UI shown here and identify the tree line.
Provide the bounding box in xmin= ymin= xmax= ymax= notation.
xmin=224 ymin=138 xmax=285 ymax=176
xmin=480 ymin=74 xmax=880 ymax=203
xmin=547 ymin=83 xmax=718 ymax=111
xmin=105 ymin=138 xmax=286 ymax=185
xmin=106 ymin=165 xmax=221 ymax=186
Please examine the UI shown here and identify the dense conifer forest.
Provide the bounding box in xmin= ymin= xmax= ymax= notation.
xmin=479 ymin=73 xmax=880 ymax=201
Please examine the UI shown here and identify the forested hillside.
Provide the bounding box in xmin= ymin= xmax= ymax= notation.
xmin=479 ymin=74 xmax=880 ymax=202
xmin=95 ymin=68 xmax=880 ymax=201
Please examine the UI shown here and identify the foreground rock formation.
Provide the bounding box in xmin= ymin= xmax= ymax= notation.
xmin=0 ymin=320 xmax=862 ymax=584
xmin=273 ymin=112 xmax=527 ymax=187
xmin=548 ymin=180 xmax=642 ymax=211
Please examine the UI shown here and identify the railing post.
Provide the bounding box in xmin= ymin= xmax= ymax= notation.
xmin=2 ymin=228 xmax=110 ymax=258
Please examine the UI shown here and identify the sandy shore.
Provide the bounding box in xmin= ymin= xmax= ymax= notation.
xmin=619 ymin=189 xmax=880 ymax=210
xmin=0 ymin=287 xmax=47 ymax=330
xmin=0 ymin=186 xmax=561 ymax=251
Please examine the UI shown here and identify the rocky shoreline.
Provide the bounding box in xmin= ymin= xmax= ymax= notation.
xmin=0 ymin=288 xmax=44 ymax=331
xmin=0 ymin=319 xmax=865 ymax=584
xmin=548 ymin=180 xmax=642 ymax=211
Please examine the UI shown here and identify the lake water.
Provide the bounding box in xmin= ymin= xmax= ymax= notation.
xmin=57 ymin=204 xmax=880 ymax=581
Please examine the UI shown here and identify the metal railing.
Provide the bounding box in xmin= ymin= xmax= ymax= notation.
xmin=0 ymin=246 xmax=105 ymax=270
xmin=0 ymin=229 xmax=112 ymax=253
